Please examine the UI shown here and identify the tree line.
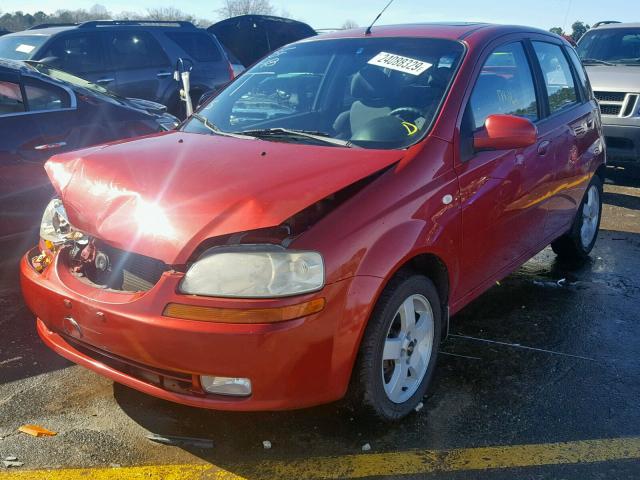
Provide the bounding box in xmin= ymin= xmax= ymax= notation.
xmin=549 ymin=21 xmax=591 ymax=42
xmin=0 ymin=1 xmax=289 ymax=33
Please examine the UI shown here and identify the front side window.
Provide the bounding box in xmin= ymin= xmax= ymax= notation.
xmin=533 ymin=42 xmax=578 ymax=114
xmin=109 ymin=31 xmax=169 ymax=69
xmin=24 ymin=80 xmax=71 ymax=112
xmin=183 ymin=37 xmax=465 ymax=150
xmin=0 ymin=81 xmax=25 ymax=115
xmin=578 ymin=28 xmax=640 ymax=65
xmin=467 ymin=42 xmax=538 ymax=130
xmin=39 ymin=33 xmax=105 ymax=74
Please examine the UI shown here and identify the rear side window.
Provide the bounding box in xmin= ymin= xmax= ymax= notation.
xmin=109 ymin=31 xmax=170 ymax=69
xmin=0 ymin=81 xmax=25 ymax=115
xmin=165 ymin=32 xmax=222 ymax=62
xmin=39 ymin=33 xmax=105 ymax=74
xmin=565 ymin=46 xmax=591 ymax=100
xmin=532 ymin=42 xmax=578 ymax=114
xmin=24 ymin=80 xmax=71 ymax=111
xmin=467 ymin=42 xmax=538 ymax=130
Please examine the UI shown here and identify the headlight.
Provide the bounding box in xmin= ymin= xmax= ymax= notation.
xmin=40 ymin=198 xmax=71 ymax=244
xmin=179 ymin=245 xmax=324 ymax=298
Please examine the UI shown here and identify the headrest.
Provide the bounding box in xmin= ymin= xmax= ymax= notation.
xmin=351 ymin=66 xmax=393 ymax=102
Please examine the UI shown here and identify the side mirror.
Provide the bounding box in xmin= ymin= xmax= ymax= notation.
xmin=473 ymin=114 xmax=537 ymax=151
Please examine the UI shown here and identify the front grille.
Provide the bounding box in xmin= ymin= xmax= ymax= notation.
xmin=600 ymin=104 xmax=622 ymax=116
xmin=82 ymin=241 xmax=169 ymax=292
xmin=594 ymin=91 xmax=639 ymax=117
xmin=595 ymin=91 xmax=626 ymax=102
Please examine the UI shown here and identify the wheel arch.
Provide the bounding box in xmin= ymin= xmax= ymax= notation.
xmin=595 ymin=163 xmax=607 ymax=183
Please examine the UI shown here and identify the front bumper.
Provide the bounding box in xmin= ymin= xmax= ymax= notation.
xmin=20 ymin=249 xmax=380 ymax=410
xmin=602 ymin=124 xmax=640 ymax=166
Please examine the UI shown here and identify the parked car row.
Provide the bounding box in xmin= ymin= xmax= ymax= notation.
xmin=0 ymin=20 xmax=235 ymax=116
xmin=18 ymin=23 xmax=605 ymax=420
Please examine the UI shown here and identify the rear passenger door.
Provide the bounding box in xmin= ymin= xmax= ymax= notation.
xmin=105 ymin=30 xmax=174 ymax=102
xmin=530 ymin=40 xmax=600 ymax=239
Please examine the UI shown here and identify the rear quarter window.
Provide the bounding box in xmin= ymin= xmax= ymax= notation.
xmin=165 ymin=32 xmax=222 ymax=62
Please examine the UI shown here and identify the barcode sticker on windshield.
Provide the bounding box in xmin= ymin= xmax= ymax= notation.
xmin=368 ymin=52 xmax=432 ymax=76
xmin=16 ymin=44 xmax=35 ymax=54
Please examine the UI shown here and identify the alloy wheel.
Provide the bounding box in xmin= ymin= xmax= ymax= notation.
xmin=381 ymin=294 xmax=434 ymax=404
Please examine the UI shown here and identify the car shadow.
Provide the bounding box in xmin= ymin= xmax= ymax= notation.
xmin=605 ymin=167 xmax=640 ymax=189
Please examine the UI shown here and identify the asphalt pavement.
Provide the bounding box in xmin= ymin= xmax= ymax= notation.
xmin=0 ymin=169 xmax=639 ymax=479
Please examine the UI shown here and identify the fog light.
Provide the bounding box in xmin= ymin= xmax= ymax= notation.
xmin=200 ymin=376 xmax=252 ymax=396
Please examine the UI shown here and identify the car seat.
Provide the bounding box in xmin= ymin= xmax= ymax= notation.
xmin=333 ymin=65 xmax=394 ymax=137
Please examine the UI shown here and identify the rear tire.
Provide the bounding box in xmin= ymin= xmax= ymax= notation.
xmin=350 ymin=274 xmax=441 ymax=421
xmin=551 ymin=175 xmax=603 ymax=262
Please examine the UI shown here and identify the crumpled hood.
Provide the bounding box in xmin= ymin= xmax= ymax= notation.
xmin=45 ymin=131 xmax=403 ymax=264
xmin=584 ymin=65 xmax=640 ymax=93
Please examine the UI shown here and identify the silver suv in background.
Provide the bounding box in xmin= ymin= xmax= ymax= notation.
xmin=578 ymin=21 xmax=640 ymax=177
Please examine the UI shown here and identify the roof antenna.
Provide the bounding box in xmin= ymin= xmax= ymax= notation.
xmin=365 ymin=0 xmax=395 ymax=35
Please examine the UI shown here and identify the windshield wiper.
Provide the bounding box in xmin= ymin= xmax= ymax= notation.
xmin=232 ymin=128 xmax=356 ymax=148
xmin=191 ymin=114 xmax=255 ymax=139
xmin=611 ymin=58 xmax=640 ymax=65
xmin=581 ymin=58 xmax=616 ymax=66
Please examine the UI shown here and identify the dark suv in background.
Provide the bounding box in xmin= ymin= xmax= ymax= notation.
xmin=0 ymin=20 xmax=234 ymax=115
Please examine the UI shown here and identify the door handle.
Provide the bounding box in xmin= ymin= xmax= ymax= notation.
xmin=156 ymin=72 xmax=172 ymax=78
xmin=34 ymin=141 xmax=67 ymax=151
xmin=537 ymin=140 xmax=551 ymax=156
xmin=96 ymin=78 xmax=115 ymax=84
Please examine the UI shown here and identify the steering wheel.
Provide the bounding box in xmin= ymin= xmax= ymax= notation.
xmin=390 ymin=107 xmax=423 ymax=121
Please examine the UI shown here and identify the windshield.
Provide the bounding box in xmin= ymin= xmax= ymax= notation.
xmin=24 ymin=61 xmax=126 ymax=103
xmin=183 ymin=37 xmax=465 ymax=149
xmin=578 ymin=28 xmax=640 ymax=64
xmin=0 ymin=35 xmax=48 ymax=60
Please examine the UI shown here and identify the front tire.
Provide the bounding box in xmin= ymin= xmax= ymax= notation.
xmin=551 ymin=175 xmax=603 ymax=261
xmin=351 ymin=274 xmax=441 ymax=421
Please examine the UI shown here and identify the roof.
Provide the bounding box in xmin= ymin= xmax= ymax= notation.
xmin=592 ymin=22 xmax=640 ymax=29
xmin=313 ymin=22 xmax=551 ymax=41
xmin=3 ymin=26 xmax=75 ymax=36
xmin=0 ymin=58 xmax=72 ymax=86
xmin=0 ymin=58 xmax=30 ymax=75
xmin=6 ymin=20 xmax=198 ymax=37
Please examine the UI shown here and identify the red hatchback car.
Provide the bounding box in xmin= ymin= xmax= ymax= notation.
xmin=21 ymin=23 xmax=605 ymax=420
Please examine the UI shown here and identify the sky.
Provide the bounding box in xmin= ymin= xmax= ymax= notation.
xmin=2 ymin=0 xmax=640 ymax=31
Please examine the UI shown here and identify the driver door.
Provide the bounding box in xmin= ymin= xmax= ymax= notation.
xmin=455 ymin=40 xmax=549 ymax=298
